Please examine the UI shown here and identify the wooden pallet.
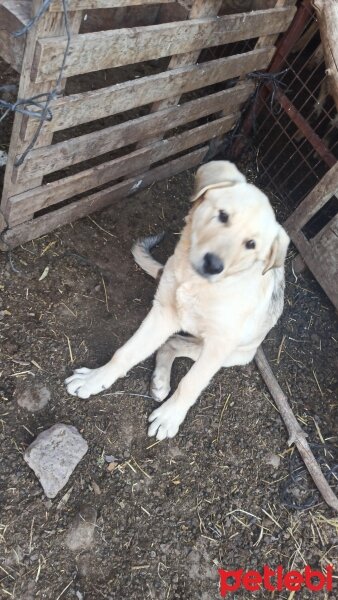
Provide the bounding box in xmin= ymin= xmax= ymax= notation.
xmin=0 ymin=0 xmax=296 ymax=248
xmin=285 ymin=163 xmax=338 ymax=311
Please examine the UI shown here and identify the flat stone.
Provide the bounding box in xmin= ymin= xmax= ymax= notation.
xmin=65 ymin=505 xmax=97 ymax=552
xmin=0 ymin=150 xmax=7 ymax=167
xmin=16 ymin=383 xmax=51 ymax=412
xmin=24 ymin=424 xmax=88 ymax=498
xmin=264 ymin=452 xmax=281 ymax=469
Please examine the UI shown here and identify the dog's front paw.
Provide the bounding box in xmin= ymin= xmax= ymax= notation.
xmin=65 ymin=366 xmax=114 ymax=399
xmin=148 ymin=397 xmax=187 ymax=440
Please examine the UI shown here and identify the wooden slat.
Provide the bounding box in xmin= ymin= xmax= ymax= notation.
xmin=287 ymin=226 xmax=338 ymax=310
xmin=0 ymin=210 xmax=7 ymax=234
xmin=8 ymin=114 xmax=237 ymax=225
xmin=285 ymin=163 xmax=338 ymax=232
xmin=33 ymin=8 xmax=295 ymax=82
xmin=24 ymin=62 xmax=252 ymax=143
xmin=313 ymin=211 xmax=338 ymax=245
xmin=43 ymin=48 xmax=275 ymax=131
xmin=255 ymin=0 xmax=296 ymax=51
xmin=49 ymin=0 xmax=172 ymax=11
xmin=16 ymin=83 xmax=253 ymax=182
xmin=284 ymin=162 xmax=338 ymax=310
xmin=0 ymin=30 xmax=25 ymax=74
xmin=1 ymin=147 xmax=208 ymax=250
xmin=314 ymin=0 xmax=338 ymax=111
xmin=0 ymin=0 xmax=31 ymax=72
xmin=8 ymin=147 xmax=152 ymax=226
xmin=221 ymin=1 xmax=283 ymax=13
xmin=0 ymin=0 xmax=83 ymax=208
xmin=137 ymin=0 xmax=223 ymax=148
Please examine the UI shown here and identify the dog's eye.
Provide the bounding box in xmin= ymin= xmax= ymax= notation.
xmin=245 ymin=240 xmax=256 ymax=250
xmin=218 ymin=210 xmax=229 ymax=224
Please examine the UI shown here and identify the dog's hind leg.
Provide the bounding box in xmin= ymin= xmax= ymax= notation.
xmin=151 ymin=335 xmax=202 ymax=402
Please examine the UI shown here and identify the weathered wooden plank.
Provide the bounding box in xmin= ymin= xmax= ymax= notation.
xmin=255 ymin=0 xmax=296 ymax=51
xmin=0 ymin=0 xmax=83 ymax=209
xmin=138 ymin=0 xmax=223 ymax=148
xmin=7 ymin=147 xmax=152 ymax=226
xmin=288 ymin=224 xmax=338 ymax=311
xmin=1 ymin=147 xmax=208 ymax=250
xmin=313 ymin=211 xmax=338 ymax=245
xmin=16 ymin=82 xmax=254 ymax=182
xmin=284 ymin=163 xmax=338 ymax=310
xmin=221 ymin=0 xmax=281 ymax=13
xmin=285 ymin=163 xmax=338 ymax=232
xmin=8 ymin=114 xmax=237 ymax=225
xmin=32 ymin=7 xmax=295 ymax=82
xmin=45 ymin=48 xmax=274 ymax=131
xmin=25 ymin=59 xmax=252 ymax=142
xmin=0 ymin=0 xmax=31 ymax=72
xmin=49 ymin=0 xmax=172 ymax=11
xmin=314 ymin=0 xmax=338 ymax=111
xmin=0 ymin=210 xmax=7 ymax=234
xmin=0 ymin=30 xmax=25 ymax=74
xmin=151 ymin=114 xmax=237 ymax=162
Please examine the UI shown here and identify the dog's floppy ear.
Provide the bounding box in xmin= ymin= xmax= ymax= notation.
xmin=191 ymin=161 xmax=246 ymax=202
xmin=263 ymin=226 xmax=290 ymax=274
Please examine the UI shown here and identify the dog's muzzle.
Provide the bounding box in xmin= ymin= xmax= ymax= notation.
xmin=194 ymin=252 xmax=224 ymax=278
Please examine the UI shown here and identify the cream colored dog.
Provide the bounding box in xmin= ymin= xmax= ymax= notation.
xmin=65 ymin=161 xmax=289 ymax=440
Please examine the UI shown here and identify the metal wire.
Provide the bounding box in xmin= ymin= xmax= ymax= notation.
xmin=252 ymin=8 xmax=337 ymax=208
xmin=0 ymin=0 xmax=72 ymax=166
xmin=0 ymin=90 xmax=54 ymax=124
xmin=12 ymin=0 xmax=55 ymax=37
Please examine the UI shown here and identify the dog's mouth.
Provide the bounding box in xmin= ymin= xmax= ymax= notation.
xmin=192 ymin=263 xmax=210 ymax=279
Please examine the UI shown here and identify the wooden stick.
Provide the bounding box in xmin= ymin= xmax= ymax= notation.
xmin=313 ymin=0 xmax=338 ymax=111
xmin=255 ymin=346 xmax=338 ymax=511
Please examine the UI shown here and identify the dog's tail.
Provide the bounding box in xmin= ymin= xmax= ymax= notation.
xmin=132 ymin=232 xmax=165 ymax=280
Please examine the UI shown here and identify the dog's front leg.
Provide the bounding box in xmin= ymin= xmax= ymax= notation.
xmin=148 ymin=343 xmax=230 ymax=440
xmin=65 ymin=302 xmax=179 ymax=399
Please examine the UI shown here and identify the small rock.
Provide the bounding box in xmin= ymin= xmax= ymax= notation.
xmin=0 ymin=150 xmax=7 ymax=167
xmin=104 ymin=454 xmax=118 ymax=463
xmin=65 ymin=505 xmax=97 ymax=551
xmin=24 ymin=424 xmax=88 ymax=498
xmin=15 ymin=383 xmax=51 ymax=412
xmin=107 ymin=461 xmax=118 ymax=472
xmin=264 ymin=453 xmax=281 ymax=469
xmin=91 ymin=480 xmax=101 ymax=496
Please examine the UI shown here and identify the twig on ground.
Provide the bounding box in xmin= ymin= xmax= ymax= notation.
xmin=255 ymin=347 xmax=338 ymax=512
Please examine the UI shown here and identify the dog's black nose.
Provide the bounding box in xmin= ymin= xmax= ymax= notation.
xmin=203 ymin=253 xmax=224 ymax=275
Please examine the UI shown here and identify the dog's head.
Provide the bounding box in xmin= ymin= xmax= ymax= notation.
xmin=188 ymin=161 xmax=289 ymax=280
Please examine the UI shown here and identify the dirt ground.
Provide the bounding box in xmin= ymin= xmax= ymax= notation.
xmin=0 ymin=160 xmax=337 ymax=599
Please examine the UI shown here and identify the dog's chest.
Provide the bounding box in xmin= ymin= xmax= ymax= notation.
xmin=174 ymin=276 xmax=269 ymax=340
xmin=175 ymin=281 xmax=216 ymax=335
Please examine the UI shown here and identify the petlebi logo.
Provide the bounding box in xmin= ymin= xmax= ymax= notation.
xmin=218 ymin=565 xmax=333 ymax=596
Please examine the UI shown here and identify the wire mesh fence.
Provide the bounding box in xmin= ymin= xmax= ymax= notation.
xmin=252 ymin=1 xmax=338 ymax=216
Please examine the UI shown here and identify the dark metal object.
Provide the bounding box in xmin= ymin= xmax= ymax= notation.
xmin=267 ymin=86 xmax=336 ymax=168
xmin=233 ymin=0 xmax=337 ymax=209
xmin=232 ymin=0 xmax=313 ymax=158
